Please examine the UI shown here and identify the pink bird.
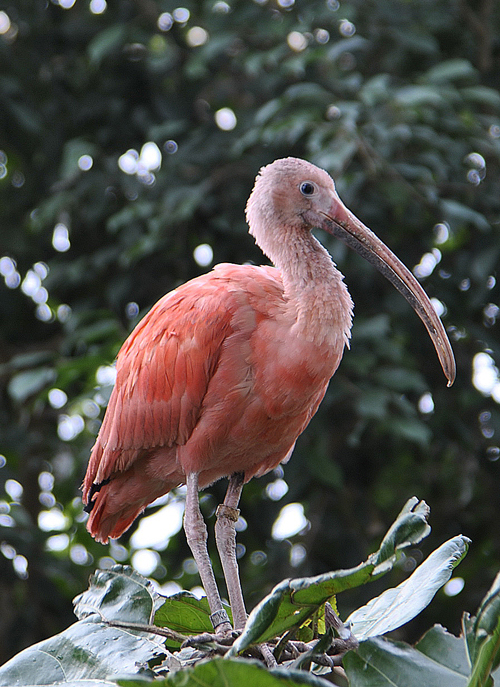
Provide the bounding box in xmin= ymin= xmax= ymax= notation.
xmin=83 ymin=157 xmax=455 ymax=634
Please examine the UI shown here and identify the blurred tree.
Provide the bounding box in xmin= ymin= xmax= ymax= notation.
xmin=0 ymin=0 xmax=499 ymax=664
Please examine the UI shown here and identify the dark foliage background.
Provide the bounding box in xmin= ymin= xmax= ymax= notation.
xmin=0 ymin=0 xmax=499 ymax=664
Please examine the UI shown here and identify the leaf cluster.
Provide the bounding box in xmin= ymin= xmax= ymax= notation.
xmin=1 ymin=498 xmax=498 ymax=687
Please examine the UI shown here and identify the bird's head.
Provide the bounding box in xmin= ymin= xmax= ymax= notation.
xmin=246 ymin=157 xmax=343 ymax=238
xmin=246 ymin=157 xmax=455 ymax=386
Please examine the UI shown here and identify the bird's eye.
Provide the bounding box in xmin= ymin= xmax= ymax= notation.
xmin=299 ymin=181 xmax=316 ymax=196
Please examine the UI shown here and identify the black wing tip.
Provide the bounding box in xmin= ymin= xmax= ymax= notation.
xmin=83 ymin=478 xmax=111 ymax=513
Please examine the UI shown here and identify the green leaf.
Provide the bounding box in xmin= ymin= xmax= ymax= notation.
xmin=464 ymin=572 xmax=500 ymax=687
xmin=0 ymin=618 xmax=164 ymax=687
xmin=228 ymin=579 xmax=292 ymax=653
xmin=424 ymin=58 xmax=476 ymax=84
xmin=385 ymin=417 xmax=432 ymax=445
xmin=59 ymin=138 xmax=98 ymax=180
xmin=154 ymin=591 xmax=231 ymax=639
xmin=373 ymin=498 xmax=431 ymax=572
xmin=395 ymin=85 xmax=444 ymax=107
xmin=416 ymin=625 xmax=471 ymax=678
xmin=347 ymin=535 xmax=470 ymax=640
xmin=344 ymin=636 xmax=469 ymax=687
xmin=372 ymin=366 xmax=427 ymax=393
xmin=87 ymin=24 xmax=127 ymax=66
xmin=359 ymin=73 xmax=392 ymax=107
xmin=288 ymin=627 xmax=335 ymax=670
xmin=119 ymin=657 xmax=334 ymax=687
xmin=73 ymin=565 xmax=164 ymax=624
xmin=228 ymin=498 xmax=432 ymax=653
xmin=461 ymin=86 xmax=500 ymax=108
xmin=7 ymin=366 xmax=57 ymax=403
xmin=440 ymin=199 xmax=490 ymax=231
xmin=0 ymin=566 xmax=165 ymax=686
xmin=0 ymin=350 xmax=56 ymax=371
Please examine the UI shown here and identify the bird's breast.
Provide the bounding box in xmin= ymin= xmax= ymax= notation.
xmin=250 ymin=317 xmax=345 ymax=419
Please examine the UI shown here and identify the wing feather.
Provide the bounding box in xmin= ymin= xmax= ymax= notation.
xmin=83 ymin=271 xmax=243 ymax=500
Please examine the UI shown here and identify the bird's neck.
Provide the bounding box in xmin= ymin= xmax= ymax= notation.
xmin=266 ymin=229 xmax=354 ymax=350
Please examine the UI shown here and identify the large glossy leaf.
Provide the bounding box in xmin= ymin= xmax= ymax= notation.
xmin=347 ymin=535 xmax=470 ymax=639
xmin=464 ymin=571 xmax=500 ymax=687
xmin=345 ymin=618 xmax=500 ymax=687
xmin=0 ymin=618 xmax=164 ymax=687
xmin=416 ymin=624 xmax=471 ymax=677
xmin=74 ymin=565 xmax=165 ymax=624
xmin=345 ymin=574 xmax=500 ymax=687
xmin=344 ymin=635 xmax=469 ymax=687
xmin=228 ymin=498 xmax=431 ymax=654
xmin=0 ymin=566 xmax=166 ymax=687
xmin=419 ymin=624 xmax=500 ymax=686
xmin=154 ymin=591 xmax=231 ymax=645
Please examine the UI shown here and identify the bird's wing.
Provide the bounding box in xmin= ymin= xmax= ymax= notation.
xmin=83 ymin=265 xmax=285 ymax=494
xmin=85 ymin=274 xmax=237 ymax=488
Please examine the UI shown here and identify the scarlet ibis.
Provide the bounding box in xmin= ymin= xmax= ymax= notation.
xmin=83 ymin=157 xmax=455 ymax=634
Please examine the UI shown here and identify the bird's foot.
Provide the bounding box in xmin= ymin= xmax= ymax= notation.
xmin=181 ymin=625 xmax=240 ymax=652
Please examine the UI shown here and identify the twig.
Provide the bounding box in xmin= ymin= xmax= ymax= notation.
xmin=106 ymin=619 xmax=188 ymax=644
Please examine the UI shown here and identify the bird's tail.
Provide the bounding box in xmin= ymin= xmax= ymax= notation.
xmin=83 ymin=467 xmax=181 ymax=543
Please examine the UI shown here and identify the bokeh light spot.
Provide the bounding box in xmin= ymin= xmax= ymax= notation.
xmin=287 ymin=31 xmax=308 ymax=52
xmin=53 ymin=224 xmax=71 ymax=252
xmin=193 ymin=243 xmax=213 ymax=267
xmin=5 ymin=479 xmax=23 ymax=501
xmin=265 ymin=478 xmax=289 ymax=501
xmin=157 ymin=12 xmax=173 ymax=31
xmin=443 ymin=577 xmax=465 ymax=597
xmin=130 ymin=500 xmax=184 ymax=550
xmin=186 ymin=26 xmax=209 ymax=47
xmin=78 ymin=154 xmax=93 ymax=171
xmin=272 ymin=503 xmax=308 ymax=540
xmin=48 ymin=388 xmax=68 ymax=409
xmin=13 ymin=555 xmax=28 ymax=579
xmin=339 ymin=19 xmax=356 ymax=36
xmin=173 ymin=7 xmax=190 ymax=23
xmin=215 ymin=107 xmax=237 ymax=131
xmin=46 ymin=533 xmax=70 ymax=552
xmin=96 ymin=364 xmax=117 ymax=386
xmin=90 ymin=0 xmax=107 ymax=14
xmin=70 ymin=544 xmax=92 ymax=565
xmin=418 ymin=392 xmax=434 ymax=414
xmin=57 ymin=414 xmax=85 ymax=441
xmin=132 ymin=549 xmax=160 ymax=576
xmin=38 ymin=508 xmax=69 ymax=532
xmin=290 ymin=543 xmax=306 ymax=567
xmin=0 ymin=11 xmax=11 ymax=34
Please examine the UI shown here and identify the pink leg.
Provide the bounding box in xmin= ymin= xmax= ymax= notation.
xmin=215 ymin=472 xmax=247 ymax=630
xmin=184 ymin=472 xmax=232 ymax=633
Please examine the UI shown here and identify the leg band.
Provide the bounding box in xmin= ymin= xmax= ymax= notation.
xmin=210 ymin=608 xmax=231 ymax=629
xmin=216 ymin=504 xmax=240 ymax=522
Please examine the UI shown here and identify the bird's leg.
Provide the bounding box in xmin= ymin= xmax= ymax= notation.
xmin=184 ymin=472 xmax=232 ymax=634
xmin=214 ymin=472 xmax=247 ymax=630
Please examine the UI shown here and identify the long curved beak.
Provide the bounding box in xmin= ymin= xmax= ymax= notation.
xmin=320 ymin=202 xmax=456 ymax=387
